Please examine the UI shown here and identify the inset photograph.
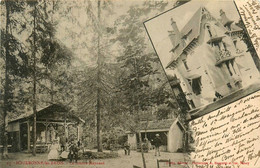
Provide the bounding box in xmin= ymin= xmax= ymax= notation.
xmin=144 ymin=0 xmax=260 ymax=117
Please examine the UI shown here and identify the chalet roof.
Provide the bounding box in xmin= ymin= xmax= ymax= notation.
xmin=139 ymin=118 xmax=185 ymax=132
xmin=9 ymin=104 xmax=85 ymax=124
xmin=139 ymin=119 xmax=174 ymax=131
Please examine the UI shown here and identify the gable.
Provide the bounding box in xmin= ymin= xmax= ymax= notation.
xmin=167 ymin=6 xmax=232 ymax=69
xmin=167 ymin=7 xmax=203 ymax=68
xmin=181 ymin=7 xmax=202 ymax=44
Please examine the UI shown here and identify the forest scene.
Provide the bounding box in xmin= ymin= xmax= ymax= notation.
xmin=1 ymin=0 xmax=260 ymax=167
xmin=0 ymin=0 xmax=191 ymax=168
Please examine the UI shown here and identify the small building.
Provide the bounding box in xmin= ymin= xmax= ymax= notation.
xmin=126 ymin=118 xmax=185 ymax=152
xmin=166 ymin=7 xmax=260 ymax=110
xmin=7 ymin=104 xmax=85 ymax=152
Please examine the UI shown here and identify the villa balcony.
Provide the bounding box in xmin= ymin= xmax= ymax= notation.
xmin=215 ymin=50 xmax=235 ymax=66
xmin=207 ymin=36 xmax=225 ymax=44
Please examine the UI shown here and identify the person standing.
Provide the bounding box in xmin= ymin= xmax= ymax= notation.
xmin=124 ymin=141 xmax=131 ymax=155
xmin=143 ymin=138 xmax=149 ymax=152
xmin=68 ymin=139 xmax=79 ymax=163
xmin=154 ymin=134 xmax=162 ymax=156
xmin=48 ymin=140 xmax=60 ymax=160
xmin=60 ymin=133 xmax=66 ymax=152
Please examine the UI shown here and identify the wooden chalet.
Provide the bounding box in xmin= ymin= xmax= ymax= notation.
xmin=126 ymin=118 xmax=186 ymax=152
xmin=7 ymin=104 xmax=84 ymax=153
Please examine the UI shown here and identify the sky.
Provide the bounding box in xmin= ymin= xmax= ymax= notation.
xmin=55 ymin=0 xmax=146 ymax=67
xmin=144 ymin=0 xmax=240 ymax=69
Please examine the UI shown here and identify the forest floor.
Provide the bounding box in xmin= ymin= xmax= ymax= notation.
xmin=0 ymin=149 xmax=189 ymax=168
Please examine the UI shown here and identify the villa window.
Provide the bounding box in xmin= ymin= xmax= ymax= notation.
xmin=233 ymin=40 xmax=242 ymax=53
xmin=189 ymin=100 xmax=196 ymax=109
xmin=233 ymin=40 xmax=237 ymax=47
xmin=224 ymin=60 xmax=236 ymax=76
xmin=227 ymin=83 xmax=232 ymax=89
xmin=213 ymin=41 xmax=227 ymax=51
xmin=183 ymin=59 xmax=189 ymax=70
xmin=206 ymin=25 xmax=212 ymax=37
xmin=225 ymin=61 xmax=233 ymax=76
xmin=182 ymin=30 xmax=192 ymax=44
xmin=225 ymin=25 xmax=231 ymax=31
xmin=223 ymin=42 xmax=227 ymax=51
xmin=213 ymin=42 xmax=221 ymax=50
xmin=230 ymin=60 xmax=237 ymax=74
xmin=233 ymin=40 xmax=240 ymax=53
xmin=188 ymin=77 xmax=202 ymax=95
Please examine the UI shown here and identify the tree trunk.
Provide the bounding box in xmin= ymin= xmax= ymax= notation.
xmin=96 ymin=0 xmax=102 ymax=152
xmin=32 ymin=3 xmax=37 ymax=156
xmin=138 ymin=131 xmax=146 ymax=168
xmin=3 ymin=1 xmax=10 ymax=159
xmin=49 ymin=1 xmax=55 ymax=103
xmin=50 ymin=73 xmax=54 ymax=102
xmin=134 ymin=57 xmax=146 ymax=168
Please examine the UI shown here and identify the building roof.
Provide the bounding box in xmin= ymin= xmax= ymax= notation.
xmin=9 ymin=104 xmax=85 ymax=124
xmin=126 ymin=118 xmax=185 ymax=133
xmin=166 ymin=6 xmax=240 ymax=69
xmin=139 ymin=119 xmax=174 ymax=131
xmin=167 ymin=7 xmax=203 ymax=68
xmin=230 ymin=24 xmax=243 ymax=32
xmin=181 ymin=7 xmax=202 ymax=44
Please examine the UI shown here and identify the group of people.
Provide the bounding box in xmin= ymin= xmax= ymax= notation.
xmin=124 ymin=134 xmax=162 ymax=156
xmin=47 ymin=133 xmax=162 ymax=160
xmin=48 ymin=134 xmax=81 ymax=162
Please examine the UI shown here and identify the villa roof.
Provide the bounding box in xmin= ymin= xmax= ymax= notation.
xmin=166 ymin=6 xmax=240 ymax=69
xmin=167 ymin=7 xmax=203 ymax=68
xmin=230 ymin=23 xmax=243 ymax=32
xmin=181 ymin=7 xmax=202 ymax=44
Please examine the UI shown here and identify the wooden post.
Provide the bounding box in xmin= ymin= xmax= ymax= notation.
xmin=44 ymin=121 xmax=49 ymax=143
xmin=18 ymin=123 xmax=21 ymax=151
xmin=165 ymin=132 xmax=168 ymax=152
xmin=27 ymin=120 xmax=30 ymax=152
xmin=77 ymin=125 xmax=79 ymax=141
xmin=64 ymin=122 xmax=68 ymax=140
xmin=45 ymin=126 xmax=47 ymax=143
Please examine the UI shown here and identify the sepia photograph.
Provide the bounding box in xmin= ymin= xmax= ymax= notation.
xmin=144 ymin=0 xmax=260 ymax=118
xmin=0 ymin=0 xmax=190 ymax=168
xmin=0 ymin=0 xmax=260 ymax=167
xmin=145 ymin=0 xmax=260 ymax=167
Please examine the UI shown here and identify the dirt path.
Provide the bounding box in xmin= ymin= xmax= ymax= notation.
xmin=0 ymin=150 xmax=189 ymax=168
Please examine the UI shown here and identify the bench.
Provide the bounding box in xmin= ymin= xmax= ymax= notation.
xmin=0 ymin=145 xmax=12 ymax=152
xmin=30 ymin=144 xmax=48 ymax=153
xmin=157 ymin=159 xmax=171 ymax=168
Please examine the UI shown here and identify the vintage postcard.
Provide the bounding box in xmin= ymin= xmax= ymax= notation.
xmin=144 ymin=0 xmax=260 ymax=167
xmin=0 ymin=0 xmax=259 ymax=168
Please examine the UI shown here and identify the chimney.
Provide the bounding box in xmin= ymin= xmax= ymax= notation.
xmin=220 ymin=9 xmax=233 ymax=27
xmin=169 ymin=18 xmax=181 ymax=48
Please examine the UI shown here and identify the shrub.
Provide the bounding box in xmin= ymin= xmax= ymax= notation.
xmin=83 ymin=151 xmax=119 ymax=159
